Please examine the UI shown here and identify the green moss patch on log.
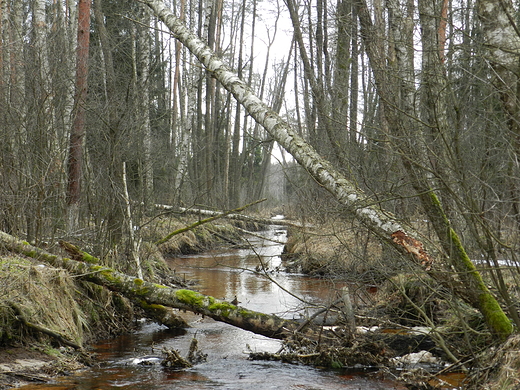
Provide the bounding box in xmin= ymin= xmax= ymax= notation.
xmin=175 ymin=289 xmax=209 ymax=307
xmin=447 ymin=227 xmax=513 ymax=340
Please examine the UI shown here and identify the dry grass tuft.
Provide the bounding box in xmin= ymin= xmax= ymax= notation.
xmin=468 ymin=335 xmax=520 ymax=390
xmin=282 ymin=221 xmax=389 ymax=281
xmin=0 ymin=256 xmax=87 ymax=346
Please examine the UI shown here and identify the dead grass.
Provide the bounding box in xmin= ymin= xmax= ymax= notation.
xmin=141 ymin=215 xmax=243 ymax=256
xmin=282 ymin=220 xmax=391 ymax=282
xmin=0 ymin=253 xmax=135 ymax=349
xmin=467 ymin=335 xmax=520 ymax=389
xmin=0 ymin=256 xmax=88 ymax=346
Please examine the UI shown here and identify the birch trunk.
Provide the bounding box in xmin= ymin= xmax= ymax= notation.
xmin=139 ymin=0 xmax=513 ymax=339
xmin=138 ymin=5 xmax=154 ymax=206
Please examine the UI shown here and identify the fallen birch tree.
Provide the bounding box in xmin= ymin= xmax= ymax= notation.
xmin=137 ymin=0 xmax=513 ymax=339
xmin=155 ymin=203 xmax=306 ymax=229
xmin=154 ymin=198 xmax=267 ymax=246
xmin=0 ymin=230 xmax=300 ymax=340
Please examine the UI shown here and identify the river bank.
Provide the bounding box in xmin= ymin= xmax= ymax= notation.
xmin=0 ymin=216 xmax=248 ymax=389
xmin=0 ymin=215 xmax=517 ymax=388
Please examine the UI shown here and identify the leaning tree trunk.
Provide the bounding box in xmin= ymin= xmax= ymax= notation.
xmin=138 ymin=0 xmax=513 ymax=340
xmin=0 ymin=230 xmax=300 ymax=339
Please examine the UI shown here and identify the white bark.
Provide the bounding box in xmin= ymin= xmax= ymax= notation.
xmin=143 ymin=0 xmax=513 ymax=338
xmin=155 ymin=203 xmax=307 ymax=228
xmin=477 ymin=0 xmax=520 ymax=71
xmin=138 ymin=0 xmax=514 ymax=340
xmin=33 ymin=0 xmax=53 ymax=132
xmin=140 ymin=0 xmax=405 ymax=245
xmin=123 ymin=162 xmax=142 ymax=279
xmin=138 ymin=6 xmax=154 ymax=204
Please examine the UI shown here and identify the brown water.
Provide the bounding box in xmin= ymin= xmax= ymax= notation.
xmin=18 ymin=225 xmax=408 ymax=389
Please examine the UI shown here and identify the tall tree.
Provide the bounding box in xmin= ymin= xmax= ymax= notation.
xmin=138 ymin=0 xmax=513 ymax=339
xmin=67 ymin=0 xmax=91 ymax=233
xmin=137 ymin=4 xmax=154 ymax=206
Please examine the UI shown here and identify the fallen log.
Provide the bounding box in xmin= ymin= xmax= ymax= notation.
xmin=59 ymin=240 xmax=188 ymax=329
xmin=154 ymin=199 xmax=267 ymax=246
xmin=155 ymin=203 xmax=307 ymax=229
xmin=0 ymin=230 xmax=300 ymax=339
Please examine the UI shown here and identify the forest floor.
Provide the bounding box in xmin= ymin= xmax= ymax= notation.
xmin=0 ymin=215 xmax=517 ymax=389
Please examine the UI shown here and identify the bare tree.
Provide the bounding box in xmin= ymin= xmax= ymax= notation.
xmin=67 ymin=0 xmax=91 ymax=233
xmin=139 ymin=0 xmax=512 ymax=339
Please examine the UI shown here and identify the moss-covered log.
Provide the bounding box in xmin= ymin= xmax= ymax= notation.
xmin=59 ymin=240 xmax=188 ymax=329
xmin=0 ymin=231 xmax=299 ymax=339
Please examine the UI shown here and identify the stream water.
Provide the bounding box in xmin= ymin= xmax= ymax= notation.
xmin=18 ymin=224 xmax=409 ymax=389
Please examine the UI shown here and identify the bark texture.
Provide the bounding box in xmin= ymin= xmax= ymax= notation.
xmin=0 ymin=230 xmax=299 ymax=339
xmin=139 ymin=0 xmax=513 ymax=339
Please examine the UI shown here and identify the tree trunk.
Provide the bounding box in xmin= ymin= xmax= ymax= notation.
xmin=0 ymin=230 xmax=300 ymax=340
xmin=93 ymin=0 xmax=125 ymax=244
xmin=67 ymin=0 xmax=91 ymax=233
xmin=138 ymin=5 xmax=154 ymax=207
xmin=355 ymin=0 xmax=513 ymax=340
xmin=138 ymin=0 xmax=513 ymax=340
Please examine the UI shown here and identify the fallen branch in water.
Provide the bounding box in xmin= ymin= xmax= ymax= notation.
xmin=0 ymin=230 xmax=303 ymax=340
xmin=154 ymin=198 xmax=267 ymax=246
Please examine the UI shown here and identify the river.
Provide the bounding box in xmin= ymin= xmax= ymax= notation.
xmin=18 ymin=224 xmax=408 ymax=389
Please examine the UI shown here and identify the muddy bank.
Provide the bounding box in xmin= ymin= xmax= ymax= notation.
xmin=0 ymin=218 xmax=247 ymax=388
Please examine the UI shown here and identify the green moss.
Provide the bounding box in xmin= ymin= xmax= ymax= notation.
xmin=139 ymin=301 xmax=165 ymax=311
xmin=44 ymin=346 xmax=62 ymax=357
xmin=175 ymin=289 xmax=208 ymax=307
xmin=208 ymin=301 xmax=236 ymax=317
xmin=449 ymin=228 xmax=513 ymax=339
xmin=480 ymin=292 xmax=514 ymax=340
xmin=134 ymin=278 xmax=144 ymax=286
xmin=449 ymin=228 xmax=480 ymax=274
xmin=81 ymin=252 xmax=99 ymax=264
xmin=238 ymin=308 xmax=270 ymax=321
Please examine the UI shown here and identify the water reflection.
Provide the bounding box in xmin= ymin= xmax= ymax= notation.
xmin=17 ymin=226 xmax=405 ymax=390
xmin=168 ymin=227 xmax=349 ymax=320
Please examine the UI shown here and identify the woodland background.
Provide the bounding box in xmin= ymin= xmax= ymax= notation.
xmin=1 ymin=0 xmax=520 ymax=292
